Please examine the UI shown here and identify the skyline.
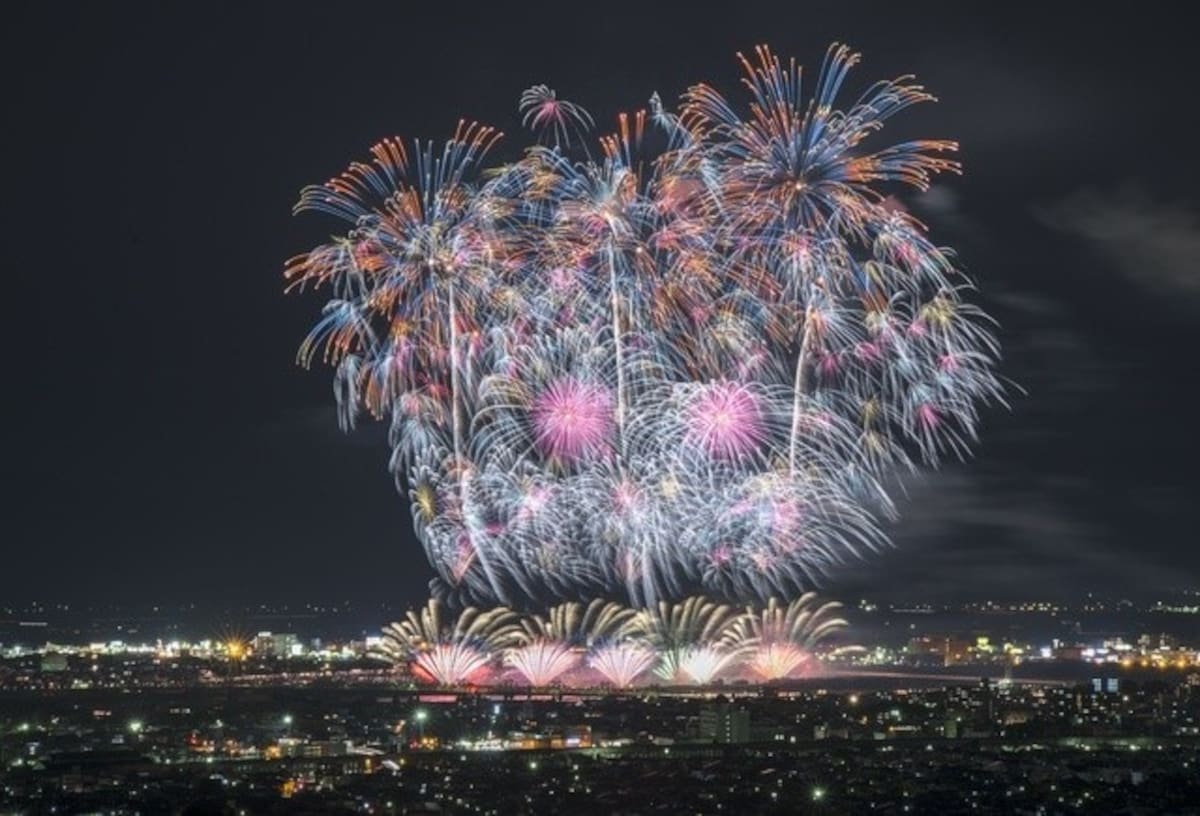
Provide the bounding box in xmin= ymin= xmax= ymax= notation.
xmin=6 ymin=2 xmax=1198 ymax=603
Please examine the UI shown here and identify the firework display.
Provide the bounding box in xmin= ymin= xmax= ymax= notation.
xmin=382 ymin=595 xmax=850 ymax=688
xmin=288 ymin=44 xmax=1002 ymax=606
xmin=381 ymin=600 xmax=520 ymax=686
xmin=725 ymin=594 xmax=853 ymax=681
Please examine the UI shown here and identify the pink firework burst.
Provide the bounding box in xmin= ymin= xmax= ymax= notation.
xmin=685 ymin=382 xmax=767 ymax=460
xmin=412 ymin=643 xmax=493 ymax=686
xmin=709 ymin=544 xmax=733 ymax=567
xmin=588 ymin=643 xmax=655 ymax=688
xmin=519 ymin=85 xmax=595 ymax=147
xmin=505 ymin=640 xmax=580 ymax=687
xmin=916 ymin=402 xmax=940 ymax=431
xmin=531 ymin=378 xmax=614 ymax=463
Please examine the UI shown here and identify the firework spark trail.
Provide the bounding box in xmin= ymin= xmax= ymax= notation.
xmin=380 ymin=599 xmax=519 ymax=684
xmin=587 ymin=642 xmax=657 ymax=688
xmin=726 ymin=594 xmax=850 ymax=680
xmin=747 ymin=642 xmax=810 ymax=681
xmin=632 ymin=595 xmax=741 ymax=681
xmin=290 ymin=44 xmax=1003 ymax=606
xmin=519 ymin=85 xmax=595 ymax=149
xmin=505 ymin=640 xmax=580 ymax=686
xmin=411 ymin=642 xmax=494 ymax=686
xmin=679 ymin=645 xmax=744 ymax=685
xmin=515 ymin=599 xmax=638 ymax=645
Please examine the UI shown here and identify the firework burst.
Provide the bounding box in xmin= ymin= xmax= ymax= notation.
xmin=746 ymin=642 xmax=810 ymax=681
xmin=519 ymin=85 xmax=595 ymax=148
xmin=289 ymin=44 xmax=1004 ymax=606
xmin=387 ymin=594 xmax=851 ymax=688
xmin=632 ymin=596 xmax=742 ymax=682
xmin=587 ymin=642 xmax=657 ymax=688
xmin=678 ymin=645 xmax=743 ymax=685
xmin=726 ymin=594 xmax=850 ymax=681
xmin=381 ymin=599 xmax=519 ymax=686
xmin=504 ymin=639 xmax=580 ymax=686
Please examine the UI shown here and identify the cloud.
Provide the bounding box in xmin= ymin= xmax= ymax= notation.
xmin=888 ymin=468 xmax=1089 ymax=553
xmin=831 ymin=465 xmax=1181 ymax=602
xmin=910 ymin=184 xmax=988 ymax=245
xmin=1036 ymin=186 xmax=1200 ymax=301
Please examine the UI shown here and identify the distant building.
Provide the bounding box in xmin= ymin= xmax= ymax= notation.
xmin=905 ymin=635 xmax=973 ymax=666
xmin=254 ymin=632 xmax=302 ymax=659
xmin=699 ymin=704 xmax=750 ymax=744
xmin=980 ymin=676 xmax=995 ymax=722
xmin=304 ymin=740 xmax=351 ymax=758
xmin=40 ymin=652 xmax=68 ymax=672
xmin=277 ymin=737 xmax=304 ymax=758
xmin=1053 ymin=644 xmax=1086 ymax=661
xmin=561 ymin=725 xmax=592 ymax=748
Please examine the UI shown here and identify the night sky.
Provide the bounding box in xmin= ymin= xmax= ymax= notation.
xmin=6 ymin=2 xmax=1197 ymax=604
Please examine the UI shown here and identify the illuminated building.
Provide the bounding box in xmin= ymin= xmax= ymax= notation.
xmin=699 ymin=704 xmax=750 ymax=744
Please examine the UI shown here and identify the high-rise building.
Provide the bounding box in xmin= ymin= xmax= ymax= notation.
xmin=699 ymin=704 xmax=750 ymax=744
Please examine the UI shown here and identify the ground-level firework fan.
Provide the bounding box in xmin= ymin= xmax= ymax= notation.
xmin=288 ymin=44 xmax=1003 ymax=606
xmin=379 ymin=595 xmax=851 ymax=688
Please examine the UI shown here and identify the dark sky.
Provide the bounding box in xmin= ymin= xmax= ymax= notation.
xmin=5 ymin=2 xmax=1197 ymax=604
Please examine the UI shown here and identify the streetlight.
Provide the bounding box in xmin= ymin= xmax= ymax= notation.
xmin=414 ymin=709 xmax=428 ymax=742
